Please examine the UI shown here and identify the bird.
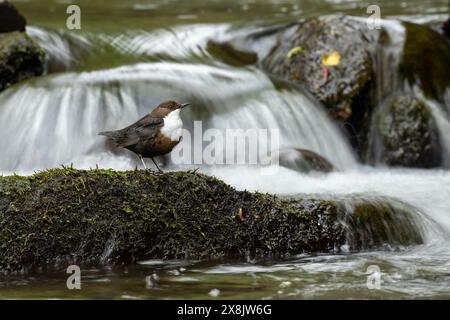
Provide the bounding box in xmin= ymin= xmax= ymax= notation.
xmin=99 ymin=100 xmax=190 ymax=172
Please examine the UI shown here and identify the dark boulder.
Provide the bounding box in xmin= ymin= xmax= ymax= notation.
xmin=264 ymin=16 xmax=374 ymax=120
xmin=274 ymin=148 xmax=334 ymax=173
xmin=0 ymin=169 xmax=423 ymax=272
xmin=261 ymin=17 xmax=450 ymax=165
xmin=399 ymin=22 xmax=450 ymax=103
xmin=0 ymin=31 xmax=45 ymax=92
xmin=0 ymin=1 xmax=26 ymax=34
xmin=443 ymin=18 xmax=450 ymax=38
xmin=366 ymin=95 xmax=442 ymax=168
xmin=206 ymin=40 xmax=257 ymax=67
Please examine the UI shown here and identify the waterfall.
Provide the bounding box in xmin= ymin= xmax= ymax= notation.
xmin=428 ymin=98 xmax=450 ymax=167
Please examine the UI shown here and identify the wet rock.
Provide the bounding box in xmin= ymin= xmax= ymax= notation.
xmin=399 ymin=22 xmax=450 ymax=102
xmin=0 ymin=169 xmax=423 ymax=272
xmin=0 ymin=1 xmax=45 ymax=91
xmin=0 ymin=1 xmax=26 ymax=34
xmin=0 ymin=31 xmax=45 ymax=92
xmin=367 ymin=95 xmax=442 ymax=168
xmin=444 ymin=20 xmax=450 ymax=39
xmin=264 ymin=16 xmax=374 ymax=120
xmin=274 ymin=148 xmax=334 ymax=173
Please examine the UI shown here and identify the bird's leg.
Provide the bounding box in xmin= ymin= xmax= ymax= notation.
xmin=151 ymin=157 xmax=164 ymax=173
xmin=138 ymin=155 xmax=148 ymax=170
xmin=139 ymin=155 xmax=159 ymax=175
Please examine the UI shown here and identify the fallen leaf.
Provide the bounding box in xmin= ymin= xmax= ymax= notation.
xmin=287 ymin=46 xmax=303 ymax=59
xmin=322 ymin=51 xmax=340 ymax=67
xmin=238 ymin=208 xmax=244 ymax=221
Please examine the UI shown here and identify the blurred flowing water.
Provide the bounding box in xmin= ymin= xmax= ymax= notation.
xmin=1 ymin=0 xmax=450 ymax=299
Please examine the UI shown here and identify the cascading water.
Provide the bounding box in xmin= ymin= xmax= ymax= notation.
xmin=1 ymin=10 xmax=450 ymax=298
xmin=0 ymin=61 xmax=357 ymax=173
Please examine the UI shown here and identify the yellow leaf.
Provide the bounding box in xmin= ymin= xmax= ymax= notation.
xmin=322 ymin=51 xmax=340 ymax=66
xmin=287 ymin=46 xmax=303 ymax=59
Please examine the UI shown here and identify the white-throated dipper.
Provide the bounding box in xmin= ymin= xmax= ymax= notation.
xmin=99 ymin=101 xmax=190 ymax=172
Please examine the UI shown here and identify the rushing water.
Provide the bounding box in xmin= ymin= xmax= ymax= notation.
xmin=1 ymin=0 xmax=450 ymax=299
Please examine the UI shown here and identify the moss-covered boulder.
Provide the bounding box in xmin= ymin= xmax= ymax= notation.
xmin=0 ymin=1 xmax=26 ymax=34
xmin=264 ymin=16 xmax=374 ymax=120
xmin=274 ymin=148 xmax=334 ymax=173
xmin=399 ymin=22 xmax=450 ymax=104
xmin=0 ymin=31 xmax=45 ymax=92
xmin=366 ymin=95 xmax=442 ymax=167
xmin=0 ymin=169 xmax=423 ymax=272
xmin=0 ymin=2 xmax=45 ymax=92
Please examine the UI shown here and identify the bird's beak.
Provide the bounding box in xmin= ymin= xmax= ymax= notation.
xmin=180 ymin=103 xmax=190 ymax=108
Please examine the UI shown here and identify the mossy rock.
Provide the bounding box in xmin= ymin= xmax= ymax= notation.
xmin=0 ymin=169 xmax=423 ymax=272
xmin=274 ymin=148 xmax=334 ymax=173
xmin=367 ymin=95 xmax=442 ymax=167
xmin=264 ymin=16 xmax=374 ymax=120
xmin=0 ymin=31 xmax=45 ymax=92
xmin=399 ymin=22 xmax=450 ymax=103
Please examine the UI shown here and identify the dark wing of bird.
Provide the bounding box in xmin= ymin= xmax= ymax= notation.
xmin=116 ymin=115 xmax=164 ymax=148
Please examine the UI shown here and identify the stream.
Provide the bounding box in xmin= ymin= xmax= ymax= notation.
xmin=1 ymin=0 xmax=450 ymax=299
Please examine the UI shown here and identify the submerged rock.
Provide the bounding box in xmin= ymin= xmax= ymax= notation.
xmin=367 ymin=95 xmax=442 ymax=168
xmin=0 ymin=31 xmax=45 ymax=91
xmin=0 ymin=169 xmax=423 ymax=272
xmin=264 ymin=16 xmax=374 ymax=120
xmin=274 ymin=148 xmax=334 ymax=173
xmin=0 ymin=1 xmax=26 ymax=34
xmin=206 ymin=41 xmax=257 ymax=67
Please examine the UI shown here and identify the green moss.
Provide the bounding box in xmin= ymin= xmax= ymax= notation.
xmin=0 ymin=169 xmax=423 ymax=272
xmin=399 ymin=22 xmax=450 ymax=100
